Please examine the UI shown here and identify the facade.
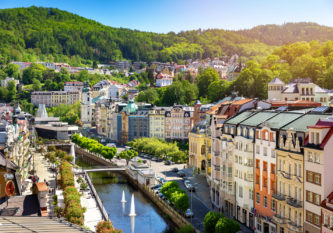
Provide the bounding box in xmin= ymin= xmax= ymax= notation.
xmin=108 ymin=84 xmax=127 ymax=100
xmin=165 ymin=106 xmax=193 ymax=140
xmin=64 ymin=81 xmax=83 ymax=92
xmin=80 ymin=81 xmax=94 ymax=127
xmin=321 ymin=192 xmax=333 ymax=233
xmin=31 ymin=91 xmax=80 ymax=107
xmin=148 ymin=107 xmax=165 ymax=139
xmin=155 ymin=73 xmax=173 ymax=87
xmin=188 ymin=120 xmax=206 ymax=171
xmin=35 ymin=122 xmax=78 ymax=140
xmin=304 ymin=119 xmax=333 ymax=233
xmin=272 ymin=113 xmax=329 ymax=233
xmin=268 ymin=77 xmax=329 ymax=106
xmin=1 ymin=77 xmax=19 ymax=88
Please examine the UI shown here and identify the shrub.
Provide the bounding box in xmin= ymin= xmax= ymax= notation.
xmin=177 ymin=224 xmax=196 ymax=233
xmin=80 ymin=182 xmax=88 ymax=190
xmin=215 ymin=217 xmax=240 ymax=233
xmin=96 ymin=220 xmax=123 ymax=233
xmin=203 ymin=211 xmax=223 ymax=233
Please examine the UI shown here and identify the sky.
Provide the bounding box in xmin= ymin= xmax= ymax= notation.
xmin=0 ymin=0 xmax=333 ymax=33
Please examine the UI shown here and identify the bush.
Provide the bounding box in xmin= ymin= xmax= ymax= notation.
xmin=96 ymin=220 xmax=123 ymax=233
xmin=54 ymin=206 xmax=64 ymax=218
xmin=177 ymin=224 xmax=196 ymax=233
xmin=160 ymin=181 xmax=189 ymax=212
xmin=215 ymin=217 xmax=240 ymax=233
xmin=60 ymin=161 xmax=74 ymax=188
xmin=80 ymin=182 xmax=88 ymax=190
xmin=203 ymin=211 xmax=223 ymax=233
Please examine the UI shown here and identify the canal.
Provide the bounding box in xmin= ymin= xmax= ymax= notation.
xmin=76 ymin=158 xmax=175 ymax=233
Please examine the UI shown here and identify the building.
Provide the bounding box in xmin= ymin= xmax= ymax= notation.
xmin=254 ymin=112 xmax=303 ymax=233
xmin=128 ymin=162 xmax=155 ymax=186
xmin=31 ymin=91 xmax=80 ymax=107
xmin=64 ymin=81 xmax=84 ymax=92
xmin=1 ymin=77 xmax=19 ymax=88
xmin=268 ymin=77 xmax=329 ymax=106
xmin=108 ymin=84 xmax=127 ymax=100
xmin=321 ymin=191 xmax=333 ymax=233
xmin=188 ymin=120 xmax=206 ymax=171
xmin=148 ymin=107 xmax=166 ymax=139
xmin=155 ymin=73 xmax=173 ymax=87
xmin=165 ymin=106 xmax=193 ymax=140
xmin=303 ymin=117 xmax=333 ymax=233
xmin=192 ymin=100 xmax=214 ymax=126
xmin=272 ymin=112 xmax=330 ymax=233
xmin=35 ymin=122 xmax=78 ymax=140
xmin=80 ymin=81 xmax=94 ymax=127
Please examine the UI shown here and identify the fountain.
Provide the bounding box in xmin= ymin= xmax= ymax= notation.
xmin=130 ymin=216 xmax=135 ymax=233
xmin=129 ymin=194 xmax=136 ymax=216
xmin=121 ymin=190 xmax=127 ymax=203
xmin=70 ymin=143 xmax=76 ymax=164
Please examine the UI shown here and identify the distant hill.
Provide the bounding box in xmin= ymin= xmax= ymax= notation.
xmin=0 ymin=7 xmax=332 ymax=64
xmin=236 ymin=22 xmax=333 ymax=45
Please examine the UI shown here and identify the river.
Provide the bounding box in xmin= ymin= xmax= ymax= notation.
xmin=76 ymin=158 xmax=175 ymax=233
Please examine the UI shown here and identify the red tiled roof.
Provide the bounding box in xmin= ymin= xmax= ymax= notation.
xmin=36 ymin=182 xmax=48 ymax=192
xmin=231 ymin=99 xmax=253 ymax=105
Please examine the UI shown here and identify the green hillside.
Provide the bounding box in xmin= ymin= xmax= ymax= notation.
xmin=0 ymin=6 xmax=332 ymax=64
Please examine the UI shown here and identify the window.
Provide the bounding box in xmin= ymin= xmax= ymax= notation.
xmin=256 ymin=192 xmax=260 ymax=204
xmin=294 ymin=164 xmax=297 ymax=176
xmin=271 ymin=149 xmax=276 ymax=158
xmin=306 ymin=211 xmax=321 ymax=227
xmin=271 ymin=164 xmax=275 ymax=174
xmin=315 ymin=153 xmax=320 ymax=164
xmin=239 ymin=186 xmax=243 ymax=198
xmin=249 ymin=189 xmax=253 ymax=200
xmin=308 ymin=151 xmax=313 ymax=162
xmin=264 ymin=147 xmax=267 ymax=156
xmin=324 ymin=214 xmax=328 ymax=226
xmin=264 ymin=196 xmax=268 ymax=208
xmin=257 ymin=218 xmax=262 ymax=232
xmin=271 ymin=200 xmax=276 ymax=211
xmin=306 ymin=191 xmax=321 ymax=205
xmin=256 ymin=145 xmax=260 ymax=154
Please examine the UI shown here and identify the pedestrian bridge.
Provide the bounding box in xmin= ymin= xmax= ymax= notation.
xmin=83 ymin=167 xmax=126 ymax=172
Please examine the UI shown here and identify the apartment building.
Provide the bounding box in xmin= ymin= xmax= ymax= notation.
xmin=165 ymin=106 xmax=193 ymax=140
xmin=148 ymin=107 xmax=166 ymax=139
xmin=64 ymin=81 xmax=83 ymax=92
xmin=304 ymin=118 xmax=333 ymax=233
xmin=321 ymin=192 xmax=333 ymax=233
xmin=254 ymin=112 xmax=303 ymax=233
xmin=31 ymin=91 xmax=80 ymax=107
xmin=273 ymin=113 xmax=329 ymax=233
xmin=188 ymin=121 xmax=206 ymax=171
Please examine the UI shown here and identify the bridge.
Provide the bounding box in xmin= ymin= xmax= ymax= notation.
xmin=83 ymin=167 xmax=127 ymax=172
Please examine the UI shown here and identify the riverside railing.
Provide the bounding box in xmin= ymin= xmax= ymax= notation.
xmin=84 ymin=171 xmax=109 ymax=221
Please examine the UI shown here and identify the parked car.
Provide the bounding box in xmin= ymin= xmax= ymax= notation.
xmin=157 ymin=158 xmax=163 ymax=162
xmin=152 ymin=157 xmax=158 ymax=161
xmin=153 ymin=187 xmax=162 ymax=194
xmin=186 ymin=183 xmax=195 ymax=192
xmin=172 ymin=167 xmax=179 ymax=173
xmin=151 ymin=184 xmax=162 ymax=190
xmin=184 ymin=180 xmax=190 ymax=186
xmin=185 ymin=209 xmax=194 ymax=218
xmin=177 ymin=171 xmax=185 ymax=177
xmin=160 ymin=178 xmax=167 ymax=184
xmin=158 ymin=193 xmax=165 ymax=199
xmin=183 ymin=176 xmax=189 ymax=182
xmin=164 ymin=160 xmax=171 ymax=165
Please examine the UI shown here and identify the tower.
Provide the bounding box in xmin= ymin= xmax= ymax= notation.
xmin=81 ymin=81 xmax=92 ymax=127
xmin=268 ymin=77 xmax=285 ymax=101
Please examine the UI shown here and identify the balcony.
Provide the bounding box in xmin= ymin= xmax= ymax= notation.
xmin=287 ymin=221 xmax=302 ymax=233
xmin=272 ymin=193 xmax=285 ymax=201
xmin=280 ymin=171 xmax=292 ymax=180
xmin=272 ymin=214 xmax=287 ymax=224
xmin=322 ymin=224 xmax=333 ymax=233
xmin=286 ymin=197 xmax=302 ymax=208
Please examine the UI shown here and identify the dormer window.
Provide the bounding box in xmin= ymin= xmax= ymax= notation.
xmin=315 ymin=132 xmax=320 ymax=144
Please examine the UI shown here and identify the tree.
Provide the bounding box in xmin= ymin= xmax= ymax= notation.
xmin=6 ymin=81 xmax=17 ymax=102
xmin=197 ymin=68 xmax=219 ymax=97
xmin=215 ymin=217 xmax=240 ymax=233
xmin=172 ymin=190 xmax=189 ymax=212
xmin=207 ymin=80 xmax=231 ymax=102
xmin=93 ymin=61 xmax=98 ymax=69
xmin=203 ymin=211 xmax=223 ymax=233
xmin=32 ymin=78 xmax=41 ymax=91
xmin=117 ymin=149 xmax=138 ymax=165
xmin=177 ymin=224 xmax=196 ymax=233
xmin=4 ymin=63 xmax=20 ymax=79
xmin=96 ymin=220 xmax=122 ymax=233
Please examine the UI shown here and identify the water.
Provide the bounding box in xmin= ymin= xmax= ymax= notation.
xmin=88 ymin=171 xmax=175 ymax=233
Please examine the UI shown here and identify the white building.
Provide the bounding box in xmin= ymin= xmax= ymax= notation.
xmin=80 ymin=81 xmax=94 ymax=127
xmin=1 ymin=77 xmax=19 ymax=88
xmin=268 ymin=77 xmax=329 ymax=106
xmin=156 ymin=73 xmax=173 ymax=87
xmin=64 ymin=81 xmax=84 ymax=92
xmin=108 ymin=85 xmax=127 ymax=100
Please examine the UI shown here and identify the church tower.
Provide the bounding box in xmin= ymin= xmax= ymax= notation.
xmin=81 ymin=81 xmax=92 ymax=127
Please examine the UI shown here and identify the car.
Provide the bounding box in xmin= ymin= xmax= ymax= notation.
xmin=151 ymin=184 xmax=162 ymax=190
xmin=142 ymin=154 xmax=149 ymax=159
xmin=157 ymin=158 xmax=163 ymax=162
xmin=160 ymin=178 xmax=167 ymax=184
xmin=158 ymin=193 xmax=165 ymax=199
xmin=185 ymin=209 xmax=194 ymax=218
xmin=172 ymin=167 xmax=179 ymax=173
xmin=183 ymin=177 xmax=189 ymax=182
xmin=164 ymin=160 xmax=171 ymax=165
xmin=106 ymin=143 xmax=116 ymax=147
xmin=153 ymin=187 xmax=162 ymax=194
xmin=184 ymin=180 xmax=190 ymax=186
xmin=186 ymin=184 xmax=195 ymax=192
xmin=142 ymin=159 xmax=147 ymax=164
xmin=177 ymin=171 xmax=185 ymax=177
xmin=152 ymin=157 xmax=158 ymax=161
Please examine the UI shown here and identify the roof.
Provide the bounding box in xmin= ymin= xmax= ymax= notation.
xmin=224 ymin=111 xmax=255 ymax=125
xmin=269 ymin=77 xmax=285 ymax=85
xmin=240 ymin=111 xmax=278 ymax=127
xmin=0 ymin=216 xmax=90 ymax=232
xmin=281 ymin=113 xmax=330 ymax=132
xmin=123 ymin=99 xmax=138 ymax=114
xmin=191 ymin=120 xmax=206 ymax=134
xmin=231 ymin=98 xmax=253 ymax=105
xmin=282 ymin=83 xmax=298 ymax=93
xmin=260 ymin=112 xmax=303 ymax=129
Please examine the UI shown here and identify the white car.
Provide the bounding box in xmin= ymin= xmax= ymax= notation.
xmin=185 ymin=209 xmax=194 ymax=218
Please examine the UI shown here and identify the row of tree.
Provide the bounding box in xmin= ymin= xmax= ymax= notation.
xmin=160 ymin=181 xmax=189 ymax=212
xmin=203 ymin=211 xmax=240 ymax=233
xmin=72 ymin=134 xmax=117 ymax=159
xmin=128 ymin=137 xmax=187 ymax=163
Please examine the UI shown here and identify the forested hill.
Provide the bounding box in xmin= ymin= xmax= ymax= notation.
xmin=236 ymin=22 xmax=333 ymax=46
xmin=0 ymin=6 xmax=332 ymax=64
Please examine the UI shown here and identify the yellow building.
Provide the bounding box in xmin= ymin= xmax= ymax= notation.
xmin=272 ymin=114 xmax=325 ymax=233
xmin=148 ymin=107 xmax=165 ymax=140
xmin=188 ymin=121 xmax=206 ymax=171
